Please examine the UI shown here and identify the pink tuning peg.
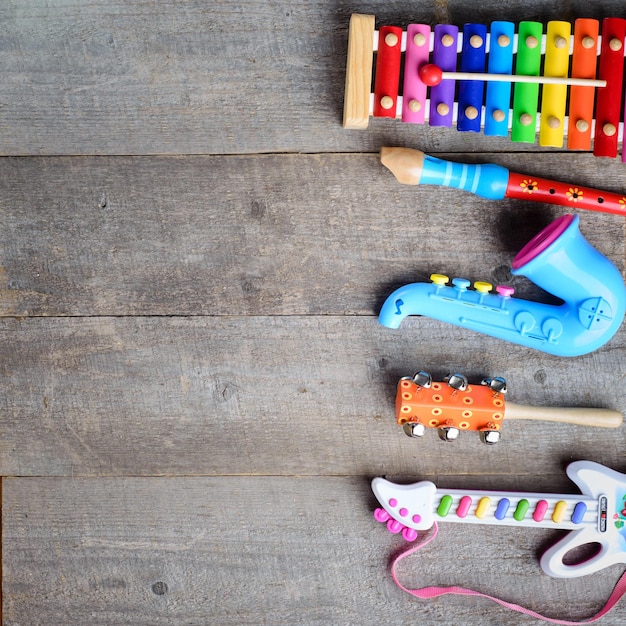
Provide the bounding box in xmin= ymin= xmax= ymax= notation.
xmin=374 ymin=508 xmax=391 ymax=523
xmin=402 ymin=527 xmax=418 ymax=542
xmin=387 ymin=519 xmax=404 ymax=534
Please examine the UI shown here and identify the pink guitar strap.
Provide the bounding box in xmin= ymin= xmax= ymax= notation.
xmin=390 ymin=523 xmax=626 ymax=624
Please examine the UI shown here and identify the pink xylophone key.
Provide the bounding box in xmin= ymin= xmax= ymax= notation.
xmin=402 ymin=24 xmax=431 ymax=123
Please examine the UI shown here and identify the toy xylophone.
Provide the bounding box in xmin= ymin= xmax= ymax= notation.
xmin=395 ymin=372 xmax=622 ymax=443
xmin=343 ymin=15 xmax=626 ymax=160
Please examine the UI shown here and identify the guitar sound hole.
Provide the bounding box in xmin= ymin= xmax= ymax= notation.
xmin=562 ymin=542 xmax=602 ymax=566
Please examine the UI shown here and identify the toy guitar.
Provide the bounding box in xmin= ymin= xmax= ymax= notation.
xmin=372 ymin=460 xmax=626 ymax=578
xmin=396 ymin=372 xmax=622 ymax=443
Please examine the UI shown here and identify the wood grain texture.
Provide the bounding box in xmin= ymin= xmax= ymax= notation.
xmin=0 ymin=0 xmax=624 ymax=156
xmin=4 ymin=1 xmax=626 ymax=624
xmin=0 ymin=153 xmax=623 ymax=317
xmin=4 ymin=476 xmax=626 ymax=625
xmin=1 ymin=315 xmax=625 ymax=478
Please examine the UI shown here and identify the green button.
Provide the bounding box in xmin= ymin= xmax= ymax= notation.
xmin=513 ymin=499 xmax=530 ymax=521
xmin=437 ymin=494 xmax=453 ymax=517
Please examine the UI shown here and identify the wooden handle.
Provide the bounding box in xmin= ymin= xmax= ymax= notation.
xmin=380 ymin=147 xmax=426 ymax=185
xmin=505 ymin=401 xmax=623 ymax=428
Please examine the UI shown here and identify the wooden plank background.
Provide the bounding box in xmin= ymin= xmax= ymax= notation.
xmin=2 ymin=0 xmax=626 ymax=624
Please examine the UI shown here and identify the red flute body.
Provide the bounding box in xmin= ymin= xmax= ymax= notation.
xmin=507 ymin=171 xmax=626 ymax=217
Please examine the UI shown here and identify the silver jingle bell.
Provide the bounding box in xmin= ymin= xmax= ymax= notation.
xmin=438 ymin=426 xmax=460 ymax=441
xmin=444 ymin=373 xmax=468 ymax=392
xmin=480 ymin=429 xmax=501 ymax=445
xmin=481 ymin=376 xmax=508 ymax=395
xmin=412 ymin=371 xmax=432 ymax=388
xmin=403 ymin=422 xmax=426 ymax=438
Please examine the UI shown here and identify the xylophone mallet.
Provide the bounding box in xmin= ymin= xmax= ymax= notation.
xmin=380 ymin=146 xmax=626 ymax=218
xmin=418 ymin=63 xmax=607 ymax=88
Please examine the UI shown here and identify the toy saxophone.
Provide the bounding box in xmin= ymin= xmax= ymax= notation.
xmin=372 ymin=460 xmax=626 ymax=578
xmin=378 ymin=210 xmax=626 ymax=357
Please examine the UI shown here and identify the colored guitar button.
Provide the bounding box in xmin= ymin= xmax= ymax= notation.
xmin=533 ymin=499 xmax=549 ymax=522
xmin=572 ymin=502 xmax=587 ymax=524
xmin=514 ymin=499 xmax=530 ymax=521
xmin=495 ymin=498 xmax=510 ymax=520
xmin=475 ymin=496 xmax=491 ymax=519
xmin=437 ymin=495 xmax=453 ymax=517
xmin=552 ymin=500 xmax=567 ymax=523
xmin=457 ymin=495 xmax=473 ymax=518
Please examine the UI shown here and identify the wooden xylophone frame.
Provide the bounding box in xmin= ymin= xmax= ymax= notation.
xmin=343 ymin=14 xmax=626 ymax=161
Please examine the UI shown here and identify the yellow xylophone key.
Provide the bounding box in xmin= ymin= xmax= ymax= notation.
xmin=539 ymin=21 xmax=572 ymax=147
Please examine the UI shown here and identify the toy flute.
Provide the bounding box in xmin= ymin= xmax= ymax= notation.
xmin=380 ymin=146 xmax=626 ymax=217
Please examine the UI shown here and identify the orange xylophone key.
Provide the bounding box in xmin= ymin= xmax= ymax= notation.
xmin=568 ymin=19 xmax=600 ymax=151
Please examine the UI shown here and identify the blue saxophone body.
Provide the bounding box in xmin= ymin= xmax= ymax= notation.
xmin=378 ymin=215 xmax=626 ymax=357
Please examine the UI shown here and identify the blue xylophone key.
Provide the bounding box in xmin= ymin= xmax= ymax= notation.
xmin=457 ymin=23 xmax=487 ymax=132
xmin=484 ymin=21 xmax=515 ymax=136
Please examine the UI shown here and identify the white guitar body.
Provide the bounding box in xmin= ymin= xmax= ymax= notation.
xmin=372 ymin=461 xmax=626 ymax=578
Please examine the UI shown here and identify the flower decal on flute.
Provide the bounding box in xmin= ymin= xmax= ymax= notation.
xmin=519 ymin=179 xmax=538 ymax=193
xmin=566 ymin=187 xmax=583 ymax=202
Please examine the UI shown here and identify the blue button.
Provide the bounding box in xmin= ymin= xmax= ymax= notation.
xmin=495 ymin=498 xmax=510 ymax=520
xmin=571 ymin=501 xmax=587 ymax=525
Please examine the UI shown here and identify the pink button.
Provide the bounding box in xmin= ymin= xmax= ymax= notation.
xmin=412 ymin=514 xmax=422 ymax=523
xmin=389 ymin=498 xmax=398 ymax=507
xmin=496 ymin=285 xmax=514 ymax=297
xmin=533 ymin=499 xmax=549 ymax=522
xmin=399 ymin=507 xmax=408 ymax=517
xmin=457 ymin=495 xmax=473 ymax=518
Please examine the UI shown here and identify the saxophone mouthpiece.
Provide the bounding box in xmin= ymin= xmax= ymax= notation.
xmin=379 ymin=147 xmax=425 ymax=185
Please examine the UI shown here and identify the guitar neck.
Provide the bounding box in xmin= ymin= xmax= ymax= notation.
xmin=371 ymin=477 xmax=606 ymax=534
xmin=430 ymin=487 xmax=603 ymax=532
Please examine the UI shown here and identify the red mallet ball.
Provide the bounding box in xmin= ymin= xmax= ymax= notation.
xmin=419 ymin=63 xmax=444 ymax=87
